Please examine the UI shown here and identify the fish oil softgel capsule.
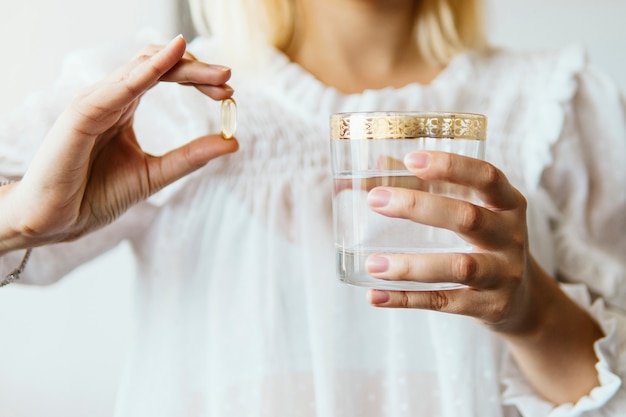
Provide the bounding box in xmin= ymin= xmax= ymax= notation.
xmin=220 ymin=98 xmax=237 ymax=139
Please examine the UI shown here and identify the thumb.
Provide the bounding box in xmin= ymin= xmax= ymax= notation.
xmin=146 ymin=134 xmax=239 ymax=192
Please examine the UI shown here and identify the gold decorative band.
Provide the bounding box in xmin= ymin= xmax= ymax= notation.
xmin=330 ymin=112 xmax=487 ymax=140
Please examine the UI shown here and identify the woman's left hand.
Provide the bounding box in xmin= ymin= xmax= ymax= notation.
xmin=364 ymin=150 xmax=542 ymax=335
xmin=365 ymin=151 xmax=605 ymax=404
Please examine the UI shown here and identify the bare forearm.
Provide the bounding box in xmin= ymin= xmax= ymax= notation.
xmin=501 ymin=259 xmax=603 ymax=405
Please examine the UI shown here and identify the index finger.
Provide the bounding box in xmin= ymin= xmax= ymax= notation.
xmin=83 ymin=35 xmax=188 ymax=116
xmin=404 ymin=151 xmax=522 ymax=210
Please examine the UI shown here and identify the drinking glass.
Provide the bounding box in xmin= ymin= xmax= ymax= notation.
xmin=330 ymin=111 xmax=487 ymax=290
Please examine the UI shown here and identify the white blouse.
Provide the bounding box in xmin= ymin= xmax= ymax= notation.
xmin=1 ymin=30 xmax=625 ymax=417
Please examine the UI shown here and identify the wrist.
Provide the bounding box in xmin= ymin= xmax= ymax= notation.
xmin=501 ymin=258 xmax=603 ymax=404
xmin=0 ymin=180 xmax=26 ymax=255
xmin=0 ymin=178 xmax=34 ymax=287
xmin=0 ymin=178 xmax=44 ymax=255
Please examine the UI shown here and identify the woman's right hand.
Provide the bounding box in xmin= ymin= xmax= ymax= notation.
xmin=0 ymin=35 xmax=239 ymax=253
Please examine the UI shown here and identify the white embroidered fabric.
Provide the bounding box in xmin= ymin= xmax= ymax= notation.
xmin=1 ymin=30 xmax=625 ymax=417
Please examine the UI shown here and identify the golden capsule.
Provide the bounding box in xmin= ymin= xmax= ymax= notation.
xmin=220 ymin=98 xmax=237 ymax=140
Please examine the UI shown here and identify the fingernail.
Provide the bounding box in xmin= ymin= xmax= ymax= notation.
xmin=368 ymin=290 xmax=390 ymax=305
xmin=161 ymin=34 xmax=184 ymax=52
xmin=405 ymin=152 xmax=430 ymax=169
xmin=366 ymin=255 xmax=389 ymax=273
xmin=210 ymin=64 xmax=231 ymax=72
xmin=368 ymin=188 xmax=391 ymax=208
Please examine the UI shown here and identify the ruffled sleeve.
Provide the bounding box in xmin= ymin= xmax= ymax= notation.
xmin=503 ymin=50 xmax=626 ymax=416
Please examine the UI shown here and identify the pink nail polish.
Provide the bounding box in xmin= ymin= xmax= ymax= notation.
xmin=369 ymin=290 xmax=390 ymax=305
xmin=405 ymin=152 xmax=430 ymax=169
xmin=366 ymin=255 xmax=389 ymax=273
xmin=368 ymin=188 xmax=391 ymax=208
xmin=211 ymin=64 xmax=231 ymax=72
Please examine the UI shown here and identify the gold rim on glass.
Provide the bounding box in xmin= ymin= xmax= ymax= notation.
xmin=330 ymin=111 xmax=487 ymax=140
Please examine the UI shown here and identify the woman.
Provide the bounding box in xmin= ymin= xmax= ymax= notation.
xmin=1 ymin=0 xmax=624 ymax=415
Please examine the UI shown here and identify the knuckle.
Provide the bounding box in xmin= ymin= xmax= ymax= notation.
xmin=399 ymin=292 xmax=412 ymax=308
xmin=507 ymin=260 xmax=526 ymax=283
xmin=452 ymin=253 xmax=478 ymax=284
xmin=74 ymin=95 xmax=103 ymax=116
xmin=457 ymin=202 xmax=483 ymax=233
xmin=440 ymin=153 xmax=455 ymax=177
xmin=428 ymin=291 xmax=450 ymax=311
xmin=488 ymin=298 xmax=511 ymax=323
xmin=69 ymin=92 xmax=109 ymax=128
xmin=510 ymin=232 xmax=527 ymax=252
xmin=515 ymin=190 xmax=528 ymax=211
xmin=121 ymin=73 xmax=145 ymax=98
xmin=181 ymin=142 xmax=201 ymax=169
xmin=482 ymin=163 xmax=503 ymax=189
xmin=133 ymin=52 xmax=153 ymax=64
xmin=404 ymin=191 xmax=419 ymax=214
xmin=146 ymin=157 xmax=164 ymax=195
xmin=72 ymin=85 xmax=93 ymax=102
xmin=396 ymin=256 xmax=413 ymax=280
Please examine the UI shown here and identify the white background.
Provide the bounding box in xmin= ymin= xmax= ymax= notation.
xmin=0 ymin=1 xmax=625 ymax=416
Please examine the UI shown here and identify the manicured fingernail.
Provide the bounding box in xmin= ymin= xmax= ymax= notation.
xmin=210 ymin=64 xmax=231 ymax=72
xmin=368 ymin=188 xmax=391 ymax=208
xmin=368 ymin=290 xmax=390 ymax=305
xmin=366 ymin=255 xmax=389 ymax=273
xmin=405 ymin=152 xmax=430 ymax=169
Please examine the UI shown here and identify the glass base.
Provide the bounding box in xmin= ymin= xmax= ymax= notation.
xmin=340 ymin=276 xmax=466 ymax=291
xmin=337 ymin=248 xmax=469 ymax=291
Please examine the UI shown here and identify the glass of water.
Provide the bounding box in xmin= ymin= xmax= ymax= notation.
xmin=330 ymin=111 xmax=487 ymax=291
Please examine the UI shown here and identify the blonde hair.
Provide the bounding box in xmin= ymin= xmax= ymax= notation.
xmin=416 ymin=0 xmax=487 ymax=64
xmin=188 ymin=0 xmax=487 ymax=66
